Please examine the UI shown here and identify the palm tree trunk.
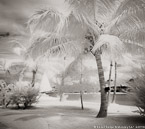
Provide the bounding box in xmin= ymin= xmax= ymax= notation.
xmin=59 ymin=75 xmax=64 ymax=101
xmin=60 ymin=57 xmax=66 ymax=101
xmin=112 ymin=62 xmax=117 ymax=103
xmin=107 ymin=61 xmax=113 ymax=103
xmin=31 ymin=66 xmax=38 ymax=87
xmin=80 ymin=90 xmax=84 ymax=110
xmin=95 ymin=52 xmax=108 ymax=118
xmin=31 ymin=70 xmax=37 ymax=87
xmin=80 ymin=73 xmax=84 ymax=110
xmin=80 ymin=55 xmax=84 ymax=110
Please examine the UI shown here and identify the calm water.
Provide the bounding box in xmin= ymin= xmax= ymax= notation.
xmin=64 ymin=93 xmax=135 ymax=106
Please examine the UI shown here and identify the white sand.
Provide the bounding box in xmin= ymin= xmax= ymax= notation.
xmin=0 ymin=95 xmax=144 ymax=129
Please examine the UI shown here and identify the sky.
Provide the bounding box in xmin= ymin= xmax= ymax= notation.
xmin=0 ymin=0 xmax=61 ymax=34
xmin=0 ymin=0 xmax=64 ymax=59
xmin=0 ymin=0 xmax=66 ymax=38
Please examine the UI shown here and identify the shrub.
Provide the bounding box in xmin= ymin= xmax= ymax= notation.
xmin=128 ymin=69 xmax=145 ymax=116
xmin=0 ymin=81 xmax=40 ymax=109
xmin=0 ymin=80 xmax=7 ymax=106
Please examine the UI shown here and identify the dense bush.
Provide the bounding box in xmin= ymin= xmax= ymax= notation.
xmin=0 ymin=80 xmax=7 ymax=106
xmin=0 ymin=80 xmax=40 ymax=109
xmin=128 ymin=70 xmax=145 ymax=116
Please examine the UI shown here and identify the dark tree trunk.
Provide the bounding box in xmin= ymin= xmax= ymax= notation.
xmin=107 ymin=61 xmax=113 ymax=103
xmin=31 ymin=70 xmax=37 ymax=87
xmin=31 ymin=66 xmax=38 ymax=87
xmin=112 ymin=62 xmax=117 ymax=103
xmin=95 ymin=52 xmax=108 ymax=118
xmin=80 ymin=91 xmax=84 ymax=110
xmin=80 ymin=56 xmax=84 ymax=110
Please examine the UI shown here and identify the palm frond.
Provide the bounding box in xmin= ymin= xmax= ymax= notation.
xmin=107 ymin=0 xmax=145 ymax=34
xmin=65 ymin=0 xmax=99 ymax=34
xmin=114 ymin=0 xmax=145 ymax=18
xmin=100 ymin=0 xmax=145 ymax=56
xmin=92 ymin=34 xmax=125 ymax=61
xmin=95 ymin=0 xmax=123 ymax=24
xmin=113 ymin=11 xmax=145 ymax=35
xmin=28 ymin=7 xmax=70 ymax=34
xmin=120 ymin=27 xmax=145 ymax=46
xmin=123 ymin=40 xmax=145 ymax=55
xmin=103 ymin=0 xmax=145 ymax=36
xmin=27 ymin=32 xmax=89 ymax=60
xmin=28 ymin=2 xmax=98 ymax=37
xmin=66 ymin=0 xmax=95 ymax=19
xmin=44 ymin=40 xmax=84 ymax=58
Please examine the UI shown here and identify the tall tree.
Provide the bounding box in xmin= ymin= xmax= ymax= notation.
xmin=12 ymin=39 xmax=39 ymax=87
xmin=80 ymin=54 xmax=84 ymax=110
xmin=27 ymin=0 xmax=145 ymax=117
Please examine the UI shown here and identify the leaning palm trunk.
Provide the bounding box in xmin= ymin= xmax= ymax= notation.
xmin=95 ymin=52 xmax=108 ymax=118
xmin=112 ymin=62 xmax=117 ymax=103
xmin=107 ymin=61 xmax=113 ymax=103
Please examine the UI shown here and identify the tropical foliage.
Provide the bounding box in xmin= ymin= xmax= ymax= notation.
xmin=0 ymin=80 xmax=7 ymax=106
xmin=26 ymin=0 xmax=145 ymax=117
xmin=0 ymin=80 xmax=39 ymax=109
xmin=128 ymin=68 xmax=145 ymax=116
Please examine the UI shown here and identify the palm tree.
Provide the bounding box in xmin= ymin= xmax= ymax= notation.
xmin=27 ymin=0 xmax=145 ymax=117
xmin=92 ymin=0 xmax=145 ymax=117
xmin=80 ymin=54 xmax=84 ymax=110
xmin=12 ymin=38 xmax=39 ymax=87
xmin=110 ymin=53 xmax=142 ymax=103
xmin=1 ymin=59 xmax=13 ymax=83
xmin=66 ymin=54 xmax=85 ymax=109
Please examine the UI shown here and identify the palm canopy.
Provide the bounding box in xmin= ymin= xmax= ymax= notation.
xmin=92 ymin=34 xmax=125 ymax=62
xmin=27 ymin=0 xmax=145 ymax=61
xmin=27 ymin=32 xmax=90 ymax=59
xmin=27 ymin=0 xmax=100 ymax=59
xmin=28 ymin=1 xmax=98 ymax=35
xmin=94 ymin=0 xmax=145 ymax=53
